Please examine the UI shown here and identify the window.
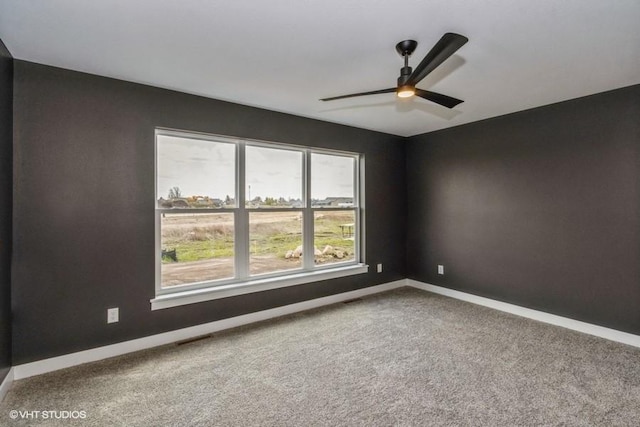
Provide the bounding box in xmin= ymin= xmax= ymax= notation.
xmin=153 ymin=129 xmax=366 ymax=309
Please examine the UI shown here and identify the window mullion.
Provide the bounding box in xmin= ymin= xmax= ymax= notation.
xmin=355 ymin=154 xmax=363 ymax=263
xmin=236 ymin=142 xmax=249 ymax=280
xmin=303 ymin=150 xmax=314 ymax=270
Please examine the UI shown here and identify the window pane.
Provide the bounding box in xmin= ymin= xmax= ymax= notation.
xmin=314 ymin=211 xmax=356 ymax=265
xmin=157 ymin=134 xmax=236 ymax=208
xmin=250 ymin=211 xmax=303 ymax=275
xmin=311 ymin=153 xmax=355 ymax=208
xmin=246 ymin=146 xmax=303 ymax=208
xmin=160 ymin=212 xmax=234 ymax=287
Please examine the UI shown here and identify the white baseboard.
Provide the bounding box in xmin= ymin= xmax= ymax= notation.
xmin=13 ymin=280 xmax=406 ymax=380
xmin=407 ymin=279 xmax=640 ymax=349
xmin=0 ymin=368 xmax=13 ymax=402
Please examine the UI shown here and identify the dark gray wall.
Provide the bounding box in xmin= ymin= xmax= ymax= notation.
xmin=12 ymin=57 xmax=639 ymax=367
xmin=407 ymin=84 xmax=640 ymax=334
xmin=12 ymin=61 xmax=406 ymax=364
xmin=0 ymin=40 xmax=13 ymax=382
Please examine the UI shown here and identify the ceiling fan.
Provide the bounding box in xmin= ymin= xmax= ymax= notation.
xmin=320 ymin=33 xmax=468 ymax=108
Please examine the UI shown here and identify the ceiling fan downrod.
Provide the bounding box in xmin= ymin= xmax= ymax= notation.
xmin=396 ymin=40 xmax=416 ymax=96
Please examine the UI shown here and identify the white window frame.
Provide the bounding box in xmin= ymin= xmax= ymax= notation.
xmin=151 ymin=128 xmax=367 ymax=310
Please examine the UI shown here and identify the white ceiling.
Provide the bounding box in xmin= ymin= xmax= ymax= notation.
xmin=1 ymin=0 xmax=639 ymax=137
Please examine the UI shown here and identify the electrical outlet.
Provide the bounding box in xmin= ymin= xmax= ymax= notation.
xmin=107 ymin=307 xmax=119 ymax=324
xmin=438 ymin=265 xmax=444 ymax=275
xmin=377 ymin=263 xmax=383 ymax=273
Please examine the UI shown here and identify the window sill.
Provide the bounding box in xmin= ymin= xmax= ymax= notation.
xmin=150 ymin=264 xmax=369 ymax=310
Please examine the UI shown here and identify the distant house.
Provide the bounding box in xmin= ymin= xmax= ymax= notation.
xmin=193 ymin=197 xmax=221 ymax=207
xmin=326 ymin=197 xmax=354 ymax=207
xmin=313 ymin=199 xmax=332 ymax=207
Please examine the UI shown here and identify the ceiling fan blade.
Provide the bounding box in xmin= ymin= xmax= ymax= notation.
xmin=415 ymin=89 xmax=463 ymax=109
xmin=407 ymin=33 xmax=468 ymax=86
xmin=320 ymin=87 xmax=396 ymax=101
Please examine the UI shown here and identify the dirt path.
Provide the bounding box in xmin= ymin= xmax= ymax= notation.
xmin=162 ymin=255 xmax=302 ymax=287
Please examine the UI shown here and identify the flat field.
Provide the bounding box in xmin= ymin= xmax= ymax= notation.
xmin=161 ymin=210 xmax=355 ymax=287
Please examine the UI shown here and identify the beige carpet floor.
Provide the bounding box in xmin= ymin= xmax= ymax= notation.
xmin=2 ymin=287 xmax=640 ymax=426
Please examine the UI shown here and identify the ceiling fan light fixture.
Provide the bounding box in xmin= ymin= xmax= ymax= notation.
xmin=320 ymin=33 xmax=468 ymax=107
xmin=397 ymin=85 xmax=415 ymax=98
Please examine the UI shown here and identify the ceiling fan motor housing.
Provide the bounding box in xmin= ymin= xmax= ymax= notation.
xmin=398 ymin=65 xmax=413 ymax=87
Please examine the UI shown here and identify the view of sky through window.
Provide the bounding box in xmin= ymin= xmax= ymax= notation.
xmin=158 ymin=135 xmax=356 ymax=203
xmin=246 ymin=145 xmax=302 ymax=201
xmin=311 ymin=153 xmax=354 ymax=200
xmin=157 ymin=135 xmax=235 ymax=201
